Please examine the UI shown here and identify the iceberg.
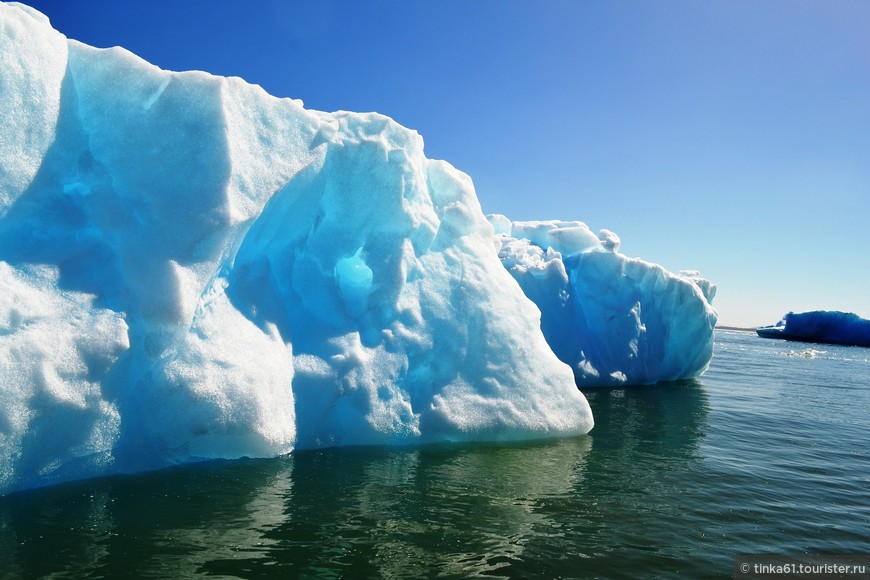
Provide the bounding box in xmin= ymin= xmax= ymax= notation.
xmin=756 ymin=311 xmax=870 ymax=348
xmin=0 ymin=3 xmax=594 ymax=494
xmin=489 ymin=216 xmax=718 ymax=386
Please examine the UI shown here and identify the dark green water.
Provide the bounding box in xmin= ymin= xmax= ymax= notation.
xmin=1 ymin=330 xmax=868 ymax=578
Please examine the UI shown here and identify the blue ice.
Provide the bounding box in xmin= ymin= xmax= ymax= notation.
xmin=488 ymin=216 xmax=718 ymax=386
xmin=0 ymin=2 xmax=720 ymax=495
xmin=757 ymin=311 xmax=870 ymax=347
xmin=0 ymin=3 xmax=594 ymax=494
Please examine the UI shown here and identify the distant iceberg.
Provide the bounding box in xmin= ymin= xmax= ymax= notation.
xmin=0 ymin=3 xmax=716 ymax=494
xmin=489 ymin=216 xmax=718 ymax=386
xmin=757 ymin=311 xmax=870 ymax=348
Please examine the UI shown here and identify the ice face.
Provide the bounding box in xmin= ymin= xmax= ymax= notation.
xmin=489 ymin=215 xmax=718 ymax=387
xmin=0 ymin=4 xmax=592 ymax=494
xmin=0 ymin=263 xmax=127 ymax=492
xmin=0 ymin=1 xmax=66 ymax=216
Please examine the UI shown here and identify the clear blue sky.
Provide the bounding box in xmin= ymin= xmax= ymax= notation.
xmin=25 ymin=0 xmax=870 ymax=327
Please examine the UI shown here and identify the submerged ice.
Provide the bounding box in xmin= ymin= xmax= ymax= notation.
xmin=0 ymin=3 xmax=717 ymax=495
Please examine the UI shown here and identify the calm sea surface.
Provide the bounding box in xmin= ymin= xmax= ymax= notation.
xmin=1 ymin=330 xmax=868 ymax=578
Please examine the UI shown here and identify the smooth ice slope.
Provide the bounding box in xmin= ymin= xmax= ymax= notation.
xmin=0 ymin=3 xmax=592 ymax=495
xmin=489 ymin=216 xmax=718 ymax=386
xmin=757 ymin=311 xmax=870 ymax=347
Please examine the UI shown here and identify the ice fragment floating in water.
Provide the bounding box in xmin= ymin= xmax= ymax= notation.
xmin=757 ymin=311 xmax=870 ymax=347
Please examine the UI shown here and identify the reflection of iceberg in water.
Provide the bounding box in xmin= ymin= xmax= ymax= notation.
xmin=562 ymin=381 xmax=711 ymax=573
xmin=0 ymin=441 xmax=593 ymax=577
xmin=582 ymin=380 xmax=710 ymax=459
xmin=0 ymin=458 xmax=295 ymax=577
xmin=275 ymin=440 xmax=593 ymax=577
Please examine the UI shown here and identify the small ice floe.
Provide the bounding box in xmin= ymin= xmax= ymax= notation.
xmin=786 ymin=348 xmax=824 ymax=359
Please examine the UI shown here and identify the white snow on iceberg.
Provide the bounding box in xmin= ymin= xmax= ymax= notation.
xmin=0 ymin=3 xmax=593 ymax=494
xmin=489 ymin=216 xmax=717 ymax=387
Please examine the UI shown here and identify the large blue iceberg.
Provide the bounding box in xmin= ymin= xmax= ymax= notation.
xmin=0 ymin=3 xmax=714 ymax=494
xmin=757 ymin=311 xmax=870 ymax=347
xmin=488 ymin=215 xmax=717 ymax=386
